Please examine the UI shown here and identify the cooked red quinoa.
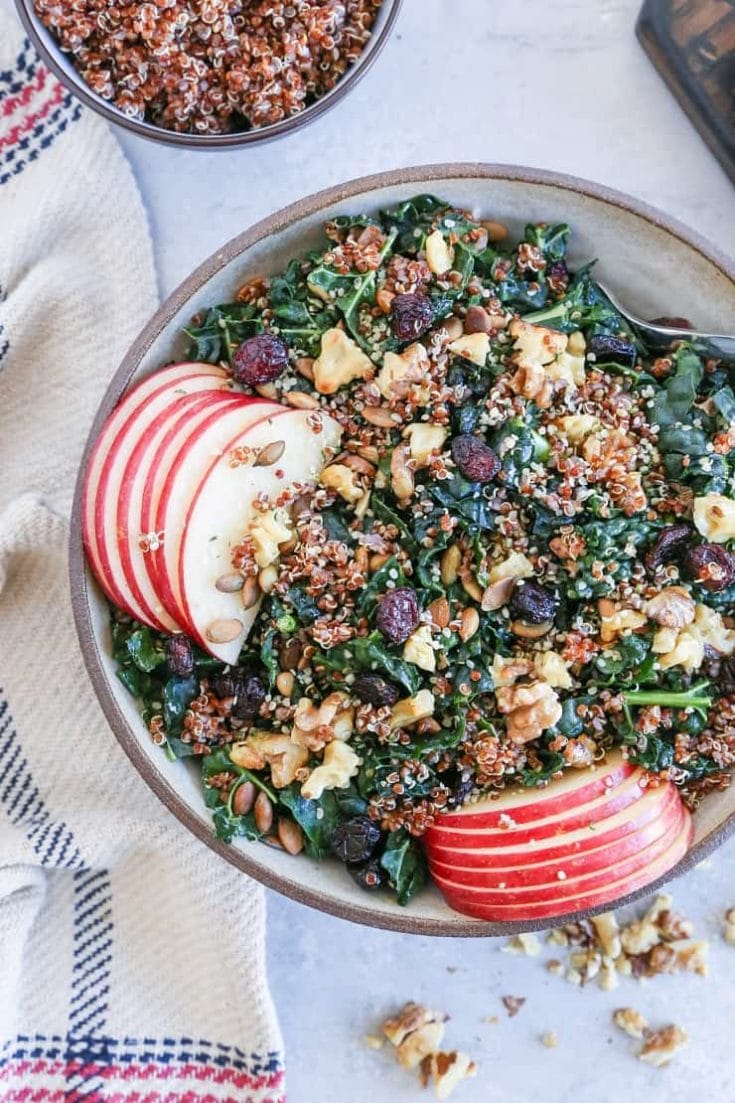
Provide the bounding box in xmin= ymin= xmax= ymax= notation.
xmin=34 ymin=0 xmax=383 ymax=134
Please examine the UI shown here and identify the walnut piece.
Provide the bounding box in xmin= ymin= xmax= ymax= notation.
xmin=390 ymin=689 xmax=435 ymax=730
xmin=376 ymin=342 xmax=431 ymax=402
xmin=481 ymin=551 xmax=534 ymax=611
xmin=509 ymin=318 xmax=577 ymax=406
xmin=403 ymin=624 xmax=436 ymax=672
xmin=419 ymin=1051 xmax=477 ymax=1101
xmin=496 ymin=681 xmax=563 ymax=745
xmin=533 ymin=650 xmax=573 ymax=689
xmin=613 ymin=1007 xmax=649 ymax=1039
xmin=382 ymin=1002 xmax=448 ymax=1049
xmin=557 ymin=413 xmax=600 ymax=444
xmin=300 ymin=738 xmax=360 ymax=800
xmin=638 ymin=1024 xmax=688 ymax=1068
xmin=249 ymin=508 xmax=294 ymax=569
xmin=291 ymin=691 xmax=354 ymax=752
xmin=312 ymin=327 xmax=373 ymax=394
xmin=230 ymin=734 xmax=308 ymax=789
xmin=645 ymin=586 xmax=695 ymax=629
xmin=319 ymin=463 xmax=364 ymax=504
xmin=599 ymin=604 xmax=648 ymax=644
xmin=406 ymin=422 xmax=447 ymax=467
xmin=503 ymin=932 xmax=542 ymax=956
xmin=693 ymin=492 xmax=735 ymax=543
xmin=448 ymin=331 xmax=490 ymax=366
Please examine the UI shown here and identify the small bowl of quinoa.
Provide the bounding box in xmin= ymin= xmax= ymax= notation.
xmin=14 ymin=0 xmax=401 ymax=147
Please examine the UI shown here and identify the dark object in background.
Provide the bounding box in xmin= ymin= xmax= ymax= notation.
xmin=638 ymin=0 xmax=735 ymax=184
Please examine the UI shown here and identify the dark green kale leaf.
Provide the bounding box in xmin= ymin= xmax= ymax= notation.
xmin=523 ymin=266 xmax=626 ymax=334
xmin=379 ymin=195 xmax=452 ymax=254
xmin=649 ymin=345 xmax=704 ymax=429
xmin=278 ymin=785 xmax=344 ymax=859
xmin=593 ymin=634 xmax=653 ymax=683
xmin=163 ymin=675 xmax=199 ymax=736
xmin=201 ymin=749 xmax=264 ymax=843
xmin=519 ymin=746 xmax=567 ymax=786
xmin=380 ymin=828 xmax=428 ymax=906
xmin=427 ymin=472 xmax=497 ymax=532
xmin=357 ymin=555 xmax=407 ymax=618
xmin=185 ymin=303 xmax=261 ymax=364
xmin=523 ymin=222 xmax=570 ymax=263
xmin=306 ymin=228 xmax=398 ymax=351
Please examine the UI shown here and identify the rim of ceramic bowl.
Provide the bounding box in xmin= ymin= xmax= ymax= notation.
xmin=13 ymin=0 xmax=403 ymax=149
xmin=70 ymin=162 xmax=735 ymax=935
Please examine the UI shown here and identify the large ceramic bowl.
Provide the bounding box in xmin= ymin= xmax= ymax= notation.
xmin=13 ymin=0 xmax=402 ymax=149
xmin=70 ymin=164 xmax=735 ymax=935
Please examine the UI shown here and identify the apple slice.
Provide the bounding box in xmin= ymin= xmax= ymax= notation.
xmin=425 ymin=781 xmax=679 ymax=869
xmin=137 ymin=394 xmax=274 ymax=619
xmin=175 ymin=407 xmax=343 ymax=663
xmin=428 ymin=798 xmax=683 ymax=888
xmin=437 ymin=753 xmax=635 ymax=828
xmin=432 ymin=799 xmax=689 ymax=906
xmin=437 ymin=817 xmax=693 ymax=922
xmin=82 ymin=362 xmax=230 ymax=620
xmin=147 ymin=399 xmax=286 ymax=634
xmin=116 ymin=390 xmax=245 ymax=632
xmin=426 ymin=769 xmax=649 ymax=850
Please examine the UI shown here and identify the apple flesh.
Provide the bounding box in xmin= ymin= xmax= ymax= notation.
xmin=116 ymin=391 xmax=245 ymax=632
xmin=425 ymin=781 xmax=680 ymax=870
xmin=424 ymin=750 xmax=693 ymax=923
xmin=176 ymin=407 xmax=343 ymax=664
xmin=145 ymin=398 xmax=285 ymax=634
xmin=426 ymin=768 xmax=649 ymax=850
xmin=437 ymin=754 xmax=635 ymax=828
xmin=434 ymin=818 xmax=693 ymax=922
xmin=429 ymin=798 xmax=684 ymax=890
xmin=82 ymin=363 xmax=230 ymax=623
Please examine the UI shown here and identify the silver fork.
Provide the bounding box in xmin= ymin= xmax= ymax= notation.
xmin=596 ymin=281 xmax=735 ymax=361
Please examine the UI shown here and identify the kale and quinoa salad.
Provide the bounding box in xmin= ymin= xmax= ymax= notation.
xmin=110 ymin=194 xmax=735 ymax=906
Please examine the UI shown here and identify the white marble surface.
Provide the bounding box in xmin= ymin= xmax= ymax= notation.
xmin=113 ymin=0 xmax=735 ymax=1098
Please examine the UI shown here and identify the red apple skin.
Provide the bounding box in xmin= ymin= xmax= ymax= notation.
xmin=115 ymin=391 xmax=242 ymax=632
xmin=149 ymin=402 xmax=285 ymax=633
xmin=425 ymin=781 xmax=678 ymax=866
xmin=83 ymin=363 xmax=229 ymax=622
xmin=426 ymin=771 xmax=649 ymax=850
xmin=427 ymin=799 xmax=683 ymax=889
xmin=436 ymin=818 xmax=693 ymax=922
xmin=437 ymin=754 xmax=634 ymax=828
xmin=432 ymin=804 xmax=689 ymax=906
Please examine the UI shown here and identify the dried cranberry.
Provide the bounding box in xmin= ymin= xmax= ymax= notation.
xmin=376 ymin=587 xmax=420 ymax=644
xmin=451 ymin=434 xmax=501 ymax=483
xmin=232 ymin=333 xmax=289 ymax=386
xmin=587 ymin=333 xmax=637 ymax=366
xmin=209 ymin=667 xmax=266 ymax=718
xmin=391 ymin=291 xmax=434 ymax=342
xmin=166 ymin=634 xmax=195 ymax=677
xmin=232 ymin=669 xmax=267 ymax=719
xmin=547 ymin=260 xmax=569 ymax=295
xmin=350 ymin=858 xmax=385 ymax=891
xmin=353 ymin=672 xmax=401 ymax=708
xmin=645 ymin=523 xmax=691 ymax=573
xmin=701 ymin=651 xmax=735 ymax=694
xmin=447 ymin=772 xmax=475 ymax=808
xmin=330 ymin=816 xmax=382 ymax=864
xmin=508 ymin=580 xmax=558 ymax=624
xmin=683 ymin=543 xmax=735 ymax=592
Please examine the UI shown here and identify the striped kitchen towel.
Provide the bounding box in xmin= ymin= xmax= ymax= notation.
xmin=0 ymin=13 xmax=286 ymax=1102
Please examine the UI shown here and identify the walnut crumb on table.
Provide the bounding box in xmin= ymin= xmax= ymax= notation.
xmin=377 ymin=1002 xmax=477 ymax=1100
xmin=543 ymin=894 xmax=708 ymax=989
xmin=613 ymin=1010 xmax=688 ymax=1066
xmin=723 ymin=907 xmax=735 ymax=944
xmin=540 ymin=1032 xmax=558 ymax=1049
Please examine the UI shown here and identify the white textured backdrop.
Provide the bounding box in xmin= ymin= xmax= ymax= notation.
xmin=50 ymin=0 xmax=735 ymax=1098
